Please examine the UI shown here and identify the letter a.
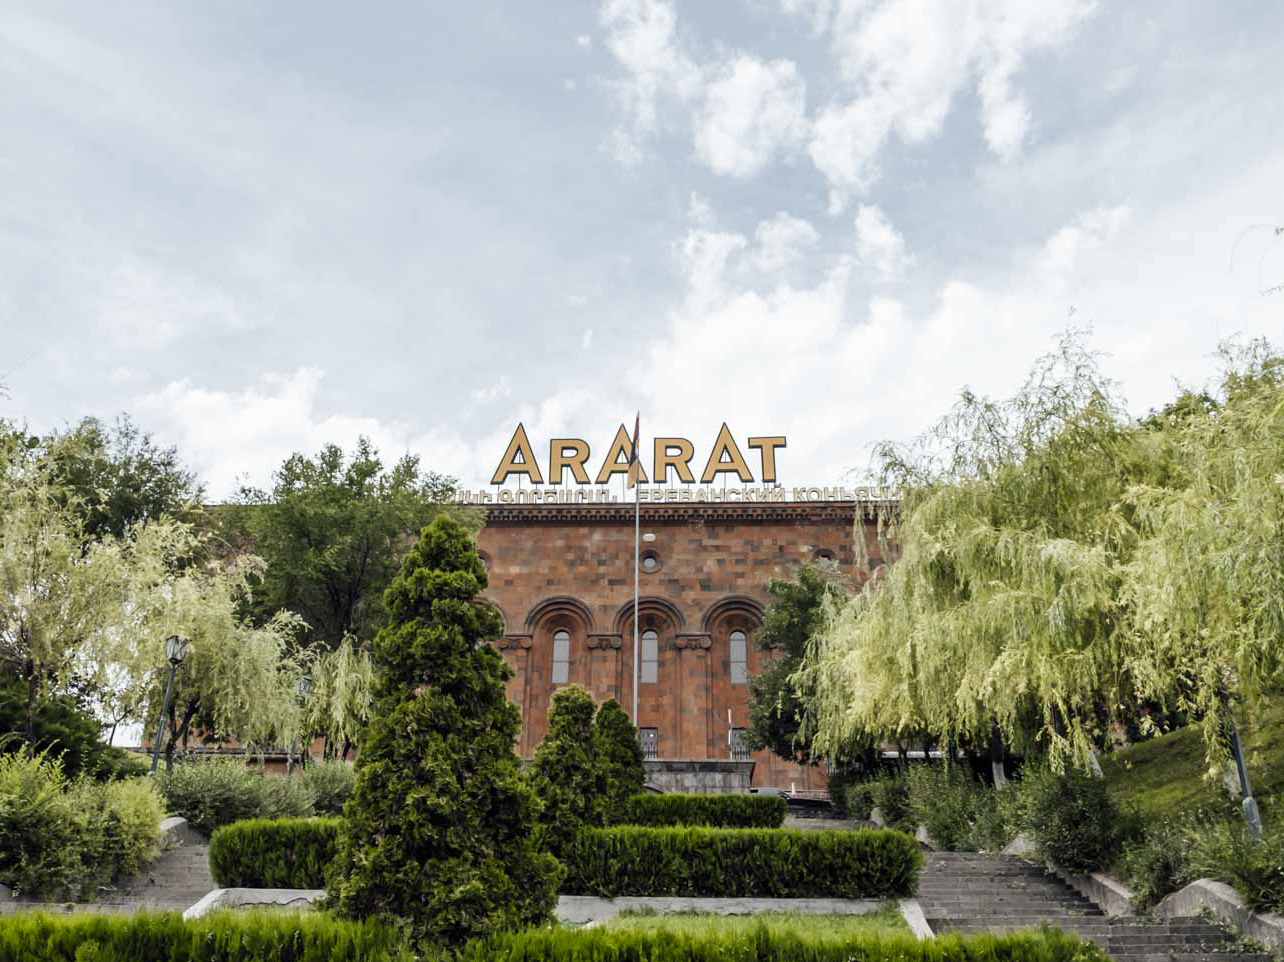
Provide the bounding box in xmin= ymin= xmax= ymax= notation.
xmin=491 ymin=423 xmax=544 ymax=485
xmin=700 ymin=423 xmax=754 ymax=483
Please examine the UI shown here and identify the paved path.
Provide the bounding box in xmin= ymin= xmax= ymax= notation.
xmin=557 ymin=895 xmax=888 ymax=926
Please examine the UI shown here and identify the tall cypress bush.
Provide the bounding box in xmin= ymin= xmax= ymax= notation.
xmin=528 ymin=684 xmax=608 ymax=854
xmin=326 ymin=516 xmax=561 ymax=948
xmin=593 ymin=698 xmax=646 ymax=822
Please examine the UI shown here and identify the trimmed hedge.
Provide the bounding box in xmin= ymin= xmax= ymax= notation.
xmin=621 ymin=792 xmax=786 ymax=828
xmin=0 ymin=910 xmax=412 ymax=961
xmin=209 ymin=817 xmax=340 ymax=889
xmin=562 ymin=826 xmax=922 ymax=898
xmin=455 ymin=926 xmax=1109 ymax=962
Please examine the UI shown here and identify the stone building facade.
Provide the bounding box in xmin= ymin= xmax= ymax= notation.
xmin=476 ymin=499 xmax=885 ymax=791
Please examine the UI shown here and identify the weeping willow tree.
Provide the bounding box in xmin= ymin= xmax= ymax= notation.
xmin=805 ymin=332 xmax=1284 ymax=775
xmin=301 ymin=636 xmax=373 ymax=759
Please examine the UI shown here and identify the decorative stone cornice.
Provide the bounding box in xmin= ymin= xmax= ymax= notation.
xmin=673 ymin=633 xmax=712 ymax=650
xmin=497 ymin=634 xmax=533 ymax=650
xmin=481 ymin=501 xmax=886 ymax=526
xmin=587 ymin=634 xmax=623 ymax=650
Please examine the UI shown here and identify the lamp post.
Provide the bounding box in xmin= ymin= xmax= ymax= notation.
xmin=150 ymin=635 xmax=189 ymax=775
xmin=289 ymin=675 xmax=313 ymax=776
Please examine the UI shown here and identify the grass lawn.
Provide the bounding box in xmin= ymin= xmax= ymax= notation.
xmin=603 ymin=904 xmax=909 ymax=940
xmin=1100 ymin=696 xmax=1284 ymax=822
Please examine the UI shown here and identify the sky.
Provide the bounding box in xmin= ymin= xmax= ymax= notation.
xmin=2 ymin=1 xmax=1281 ymax=497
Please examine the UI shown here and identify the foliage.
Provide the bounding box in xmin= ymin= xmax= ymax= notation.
xmin=209 ymin=817 xmax=340 ymax=889
xmin=0 ymin=679 xmax=140 ymax=781
xmin=157 ymin=758 xmax=314 ymax=836
xmin=1183 ymin=817 xmax=1284 ymax=913
xmin=869 ymin=776 xmax=914 ymax=831
xmin=745 ymin=563 xmax=850 ymax=764
xmin=453 ymin=927 xmax=1107 ymax=962
xmin=621 ymin=792 xmax=786 ymax=828
xmin=300 ymin=637 xmax=372 ymax=760
xmin=805 ymin=333 xmax=1284 ymax=775
xmin=1117 ymin=817 xmax=1195 ymax=908
xmin=328 ymin=515 xmax=561 ymax=950
xmin=561 ymin=826 xmax=922 ymax=898
xmin=300 ymin=760 xmax=356 ymax=815
xmin=52 ymin=414 xmax=203 ymax=542
xmin=0 ymin=909 xmax=414 ymax=962
xmin=903 ymin=766 xmax=1008 ymax=852
xmin=593 ymin=698 xmax=646 ymax=823
xmin=528 ymin=684 xmax=608 ymax=853
xmin=0 ymin=752 xmax=161 ymax=899
xmin=603 ymin=906 xmax=909 ymax=938
xmin=1012 ymin=767 xmax=1140 ymax=873
xmin=232 ymin=438 xmax=463 ymax=652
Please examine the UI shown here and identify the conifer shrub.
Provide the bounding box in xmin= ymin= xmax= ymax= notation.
xmin=621 ymin=792 xmax=786 ymax=828
xmin=451 ymin=923 xmax=1105 ymax=962
xmin=0 ymin=909 xmax=414 ymax=961
xmin=528 ymin=684 xmax=608 ymax=853
xmin=561 ymin=826 xmax=922 ymax=897
xmin=594 ymin=698 xmax=646 ymax=822
xmin=209 ymin=817 xmax=340 ymax=888
xmin=326 ymin=515 xmax=561 ymax=949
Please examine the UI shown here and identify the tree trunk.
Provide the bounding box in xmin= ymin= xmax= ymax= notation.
xmin=24 ymin=661 xmax=37 ymax=754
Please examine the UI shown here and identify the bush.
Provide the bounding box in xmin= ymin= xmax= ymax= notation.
xmin=300 ymin=760 xmax=356 ymax=815
xmin=904 ymin=766 xmax=1009 ymax=852
xmin=208 ymin=817 xmax=340 ymax=889
xmin=561 ymin=826 xmax=922 ymax=898
xmin=157 ymin=757 xmax=314 ymax=835
xmin=1117 ymin=817 xmax=1195 ymax=907
xmin=528 ymin=685 xmax=608 ymax=854
xmin=0 ymin=909 xmax=413 ymax=961
xmin=454 ymin=923 xmax=1107 ymax=962
xmin=621 ymin=793 xmax=786 ymax=828
xmin=870 ymin=775 xmax=914 ymax=830
xmin=594 ymin=699 xmax=646 ymax=823
xmin=0 ymin=752 xmax=162 ymax=899
xmin=1014 ymin=767 xmax=1140 ymax=873
xmin=1184 ymin=817 xmax=1284 ymax=913
xmin=0 ymin=680 xmax=142 ymax=782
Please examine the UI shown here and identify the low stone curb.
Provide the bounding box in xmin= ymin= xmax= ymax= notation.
xmin=898 ymin=899 xmax=932 ymax=939
xmin=556 ymin=896 xmax=891 ymax=926
xmin=183 ymin=888 xmax=325 ymax=920
xmin=1155 ymin=879 xmax=1284 ymax=954
xmin=1049 ymin=865 xmax=1137 ymax=918
xmin=160 ymin=816 xmax=207 ymax=848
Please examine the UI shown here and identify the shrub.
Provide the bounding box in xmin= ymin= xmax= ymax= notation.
xmin=904 ymin=766 xmax=1009 ymax=852
xmin=0 ymin=909 xmax=413 ymax=961
xmin=455 ymin=922 xmax=1107 ymax=962
xmin=561 ymin=826 xmax=922 ymax=898
xmin=1184 ymin=817 xmax=1284 ymax=913
xmin=621 ymin=792 xmax=786 ymax=828
xmin=1117 ymin=817 xmax=1195 ymax=907
xmin=157 ymin=757 xmax=314 ymax=835
xmin=328 ymin=516 xmax=561 ymax=950
xmin=300 ymin=760 xmax=356 ymax=815
xmin=209 ymin=817 xmax=340 ymax=889
xmin=528 ymin=685 xmax=608 ymax=854
xmin=870 ymin=775 xmax=914 ymax=830
xmin=0 ymin=752 xmax=162 ymax=899
xmin=0 ymin=679 xmax=141 ymax=782
xmin=1014 ymin=767 xmax=1141 ymax=873
xmin=594 ymin=699 xmax=646 ymax=823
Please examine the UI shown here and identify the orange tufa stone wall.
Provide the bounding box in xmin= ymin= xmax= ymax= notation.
xmin=475 ymin=500 xmax=887 ymax=792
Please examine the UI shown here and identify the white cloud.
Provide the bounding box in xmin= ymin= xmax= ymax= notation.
xmin=567 ymin=293 xmax=589 ymax=306
xmin=751 ymin=212 xmax=821 ymax=273
xmin=576 ymin=34 xmax=593 ymax=48
xmin=810 ymin=0 xmax=1098 ymax=209
xmin=694 ymin=56 xmax=808 ymax=178
xmin=581 ymin=328 xmax=594 ymax=349
xmin=854 ymin=204 xmax=913 ymax=279
xmin=99 ymin=257 xmax=250 ymax=351
xmin=472 ymin=375 xmax=514 ymax=405
xmin=780 ymin=0 xmax=834 ymax=34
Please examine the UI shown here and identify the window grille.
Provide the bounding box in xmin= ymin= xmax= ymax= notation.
xmin=729 ymin=630 xmax=748 ymax=684
xmin=638 ymin=727 xmax=659 ymax=759
xmin=641 ymin=629 xmax=658 ymax=683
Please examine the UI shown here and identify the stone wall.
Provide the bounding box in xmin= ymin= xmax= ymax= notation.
xmin=643 ymin=759 xmax=756 ymax=794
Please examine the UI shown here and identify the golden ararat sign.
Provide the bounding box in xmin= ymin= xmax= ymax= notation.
xmin=490 ymin=423 xmax=786 ymax=486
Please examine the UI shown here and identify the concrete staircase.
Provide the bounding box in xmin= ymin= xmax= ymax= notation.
xmin=0 ymin=840 xmax=214 ymax=916
xmin=920 ymin=852 xmax=1272 ymax=962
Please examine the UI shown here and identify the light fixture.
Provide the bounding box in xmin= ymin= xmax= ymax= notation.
xmin=642 ymin=532 xmax=657 ymax=543
xmin=296 ymin=675 xmax=313 ymax=699
xmin=151 ymin=635 xmax=191 ymax=774
xmin=164 ymin=635 xmax=189 ymax=665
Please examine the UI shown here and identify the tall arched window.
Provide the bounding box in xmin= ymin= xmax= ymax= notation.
xmin=552 ymin=629 xmax=570 ymax=684
xmin=640 ymin=629 xmax=659 ymax=683
xmin=729 ymin=629 xmax=748 ymax=684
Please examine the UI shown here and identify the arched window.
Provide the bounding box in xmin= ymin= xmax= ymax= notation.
xmin=552 ymin=629 xmax=570 ymax=684
xmin=640 ymin=629 xmax=659 ymax=683
xmin=729 ymin=629 xmax=748 ymax=684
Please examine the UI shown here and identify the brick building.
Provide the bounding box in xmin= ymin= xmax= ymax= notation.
xmin=476 ymin=499 xmax=884 ymax=791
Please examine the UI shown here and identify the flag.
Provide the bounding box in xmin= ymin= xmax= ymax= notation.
xmin=626 ymin=412 xmax=640 ymax=488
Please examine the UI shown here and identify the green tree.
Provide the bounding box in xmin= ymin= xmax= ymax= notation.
xmin=233 ymin=438 xmax=462 ymax=652
xmin=593 ymin=698 xmax=645 ymax=822
xmin=328 ymin=516 xmax=560 ymax=949
xmin=528 ymin=685 xmax=608 ymax=854
xmin=745 ymin=563 xmax=849 ymax=764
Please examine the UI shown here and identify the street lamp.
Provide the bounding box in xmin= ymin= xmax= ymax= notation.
xmin=289 ymin=675 xmax=313 ymax=775
xmin=150 ymin=635 xmax=189 ymax=775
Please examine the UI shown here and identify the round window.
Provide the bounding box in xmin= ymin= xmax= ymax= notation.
xmin=640 ymin=551 xmax=661 ymax=573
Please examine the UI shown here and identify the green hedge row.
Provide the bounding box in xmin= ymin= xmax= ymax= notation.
xmin=0 ymin=910 xmax=412 ymax=962
xmin=621 ymin=792 xmax=786 ymax=828
xmin=562 ymin=826 xmax=922 ymax=898
xmin=209 ymin=817 xmax=340 ymax=889
xmin=205 ymin=819 xmax=921 ymax=900
xmin=455 ymin=927 xmax=1108 ymax=962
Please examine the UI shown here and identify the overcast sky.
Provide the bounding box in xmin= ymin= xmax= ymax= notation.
xmin=2 ymin=1 xmax=1281 ymax=496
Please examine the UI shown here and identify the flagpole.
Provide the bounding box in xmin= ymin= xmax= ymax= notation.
xmin=632 ymin=460 xmax=640 ymax=725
